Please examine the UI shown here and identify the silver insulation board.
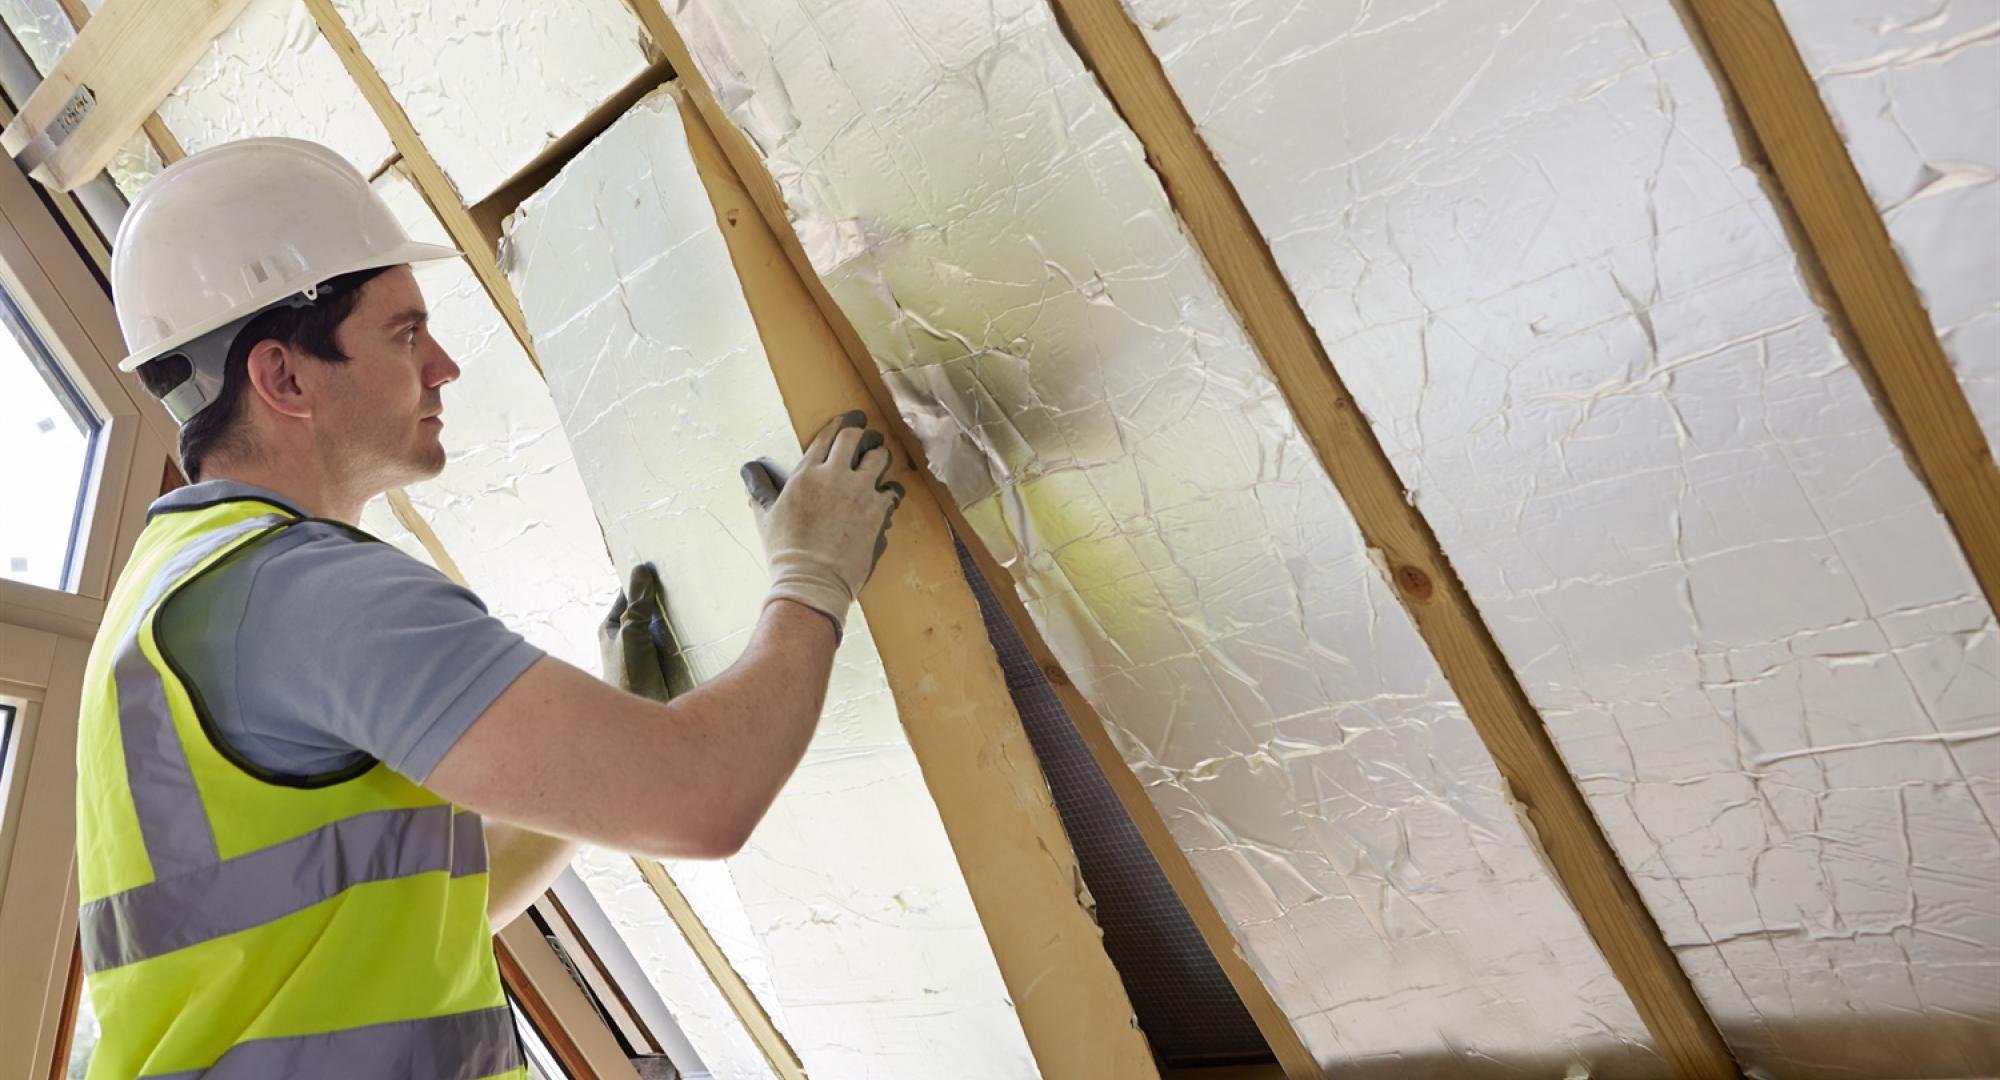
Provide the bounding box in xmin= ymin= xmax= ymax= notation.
xmin=1116 ymin=0 xmax=2000 ymax=1074
xmin=332 ymin=0 xmax=654 ymax=202
xmin=1772 ymin=0 xmax=2000 ymax=451
xmin=667 ymin=1 xmax=1668 ymax=1073
xmin=364 ymin=167 xmax=615 ymax=669
xmin=506 ymin=87 xmax=1039 ymax=1079
xmin=155 ymin=0 xmax=392 ymax=188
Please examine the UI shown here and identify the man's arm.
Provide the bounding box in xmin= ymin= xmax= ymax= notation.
xmin=429 ymin=598 xmax=837 ymax=859
xmin=484 ymin=821 xmax=578 ymax=928
xmin=428 ymin=413 xmax=896 ymax=863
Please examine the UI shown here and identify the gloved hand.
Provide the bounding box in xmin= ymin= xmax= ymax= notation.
xmin=740 ymin=410 xmax=905 ymax=639
xmin=600 ymin=563 xmax=694 ymax=702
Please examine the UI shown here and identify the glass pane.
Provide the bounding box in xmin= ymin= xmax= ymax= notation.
xmin=0 ymin=285 xmax=98 ymax=591
xmin=511 ymin=999 xmax=570 ymax=1080
xmin=63 ymin=982 xmax=97 ymax=1079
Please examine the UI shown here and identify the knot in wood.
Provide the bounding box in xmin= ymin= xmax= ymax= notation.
xmin=1393 ymin=564 xmax=1434 ymax=601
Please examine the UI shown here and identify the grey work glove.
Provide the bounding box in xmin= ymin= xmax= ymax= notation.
xmin=600 ymin=563 xmax=694 ymax=702
xmin=740 ymin=410 xmax=905 ymax=639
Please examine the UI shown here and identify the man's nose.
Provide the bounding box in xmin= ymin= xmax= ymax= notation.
xmin=424 ymin=341 xmax=461 ymax=388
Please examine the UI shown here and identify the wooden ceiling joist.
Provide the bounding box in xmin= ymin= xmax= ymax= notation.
xmin=45 ymin=0 xmax=184 ymax=170
xmin=619 ymin=1 xmax=1321 ymax=1074
xmin=671 ymin=86 xmax=1160 ymax=1078
xmin=1675 ymin=0 xmax=2000 ymax=611
xmin=0 ymin=0 xmax=235 ymax=190
xmin=1042 ymin=2 xmax=1739 ymax=1076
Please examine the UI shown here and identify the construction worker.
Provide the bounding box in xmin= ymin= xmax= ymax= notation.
xmin=74 ymin=137 xmax=903 ymax=1078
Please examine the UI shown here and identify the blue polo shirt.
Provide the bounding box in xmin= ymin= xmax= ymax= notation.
xmin=150 ymin=480 xmax=545 ymax=782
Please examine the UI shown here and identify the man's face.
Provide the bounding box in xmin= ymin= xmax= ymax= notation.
xmin=316 ymin=265 xmax=459 ymax=490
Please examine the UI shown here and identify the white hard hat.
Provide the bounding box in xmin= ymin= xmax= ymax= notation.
xmin=110 ymin=137 xmax=458 ymax=423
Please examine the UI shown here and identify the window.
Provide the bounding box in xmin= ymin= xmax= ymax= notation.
xmin=61 ymin=984 xmax=95 ymax=1079
xmin=0 ymin=701 xmax=15 ymax=779
xmin=510 ymin=996 xmax=570 ymax=1080
xmin=0 ymin=283 xmax=98 ymax=591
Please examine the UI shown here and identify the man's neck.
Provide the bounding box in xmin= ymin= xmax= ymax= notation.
xmin=199 ymin=463 xmax=372 ymax=525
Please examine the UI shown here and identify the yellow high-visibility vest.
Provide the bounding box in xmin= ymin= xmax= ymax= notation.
xmin=74 ymin=493 xmax=526 ymax=1079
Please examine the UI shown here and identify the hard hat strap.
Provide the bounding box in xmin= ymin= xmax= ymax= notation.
xmin=150 ymin=288 xmax=322 ymax=425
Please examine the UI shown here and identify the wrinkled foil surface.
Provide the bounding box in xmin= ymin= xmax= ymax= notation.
xmin=367 ymin=167 xmax=614 ymax=669
xmin=1773 ymin=0 xmax=2000 ymax=448
xmin=1120 ymin=0 xmax=2000 ymax=1074
xmin=508 ymin=88 xmax=1038 ymax=1079
xmin=670 ymin=0 xmax=1667 ymax=1072
xmin=331 ymin=0 xmax=654 ymax=202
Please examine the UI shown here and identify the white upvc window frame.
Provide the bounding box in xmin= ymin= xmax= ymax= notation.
xmin=0 ymin=80 xmax=176 ymax=1077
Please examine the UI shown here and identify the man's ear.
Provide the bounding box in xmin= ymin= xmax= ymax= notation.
xmin=243 ymin=339 xmax=314 ymax=420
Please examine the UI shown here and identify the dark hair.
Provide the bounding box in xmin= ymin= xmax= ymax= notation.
xmin=140 ymin=266 xmax=391 ymax=481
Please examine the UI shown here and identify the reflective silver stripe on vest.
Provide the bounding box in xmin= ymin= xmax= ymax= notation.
xmin=80 ymin=805 xmax=487 ymax=973
xmin=114 ymin=514 xmax=289 ymax=879
xmin=450 ymin=807 xmax=488 ymax=878
xmin=140 ymin=1004 xmax=523 ymax=1079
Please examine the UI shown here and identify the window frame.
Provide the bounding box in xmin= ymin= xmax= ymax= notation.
xmin=0 ymin=119 xmax=175 ymax=615
xmin=0 ymin=74 xmax=169 ymax=1080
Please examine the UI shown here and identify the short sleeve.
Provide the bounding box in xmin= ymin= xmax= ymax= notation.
xmin=218 ymin=522 xmax=545 ymax=782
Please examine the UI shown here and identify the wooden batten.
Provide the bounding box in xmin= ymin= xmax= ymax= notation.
xmin=1040 ymin=2 xmax=1740 ymax=1076
xmin=671 ymin=86 xmax=1160 ymax=1079
xmin=1 ymin=0 xmax=241 ymax=190
xmin=619 ymin=1 xmax=1316 ymax=1074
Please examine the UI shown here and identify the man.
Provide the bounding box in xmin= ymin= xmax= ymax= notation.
xmin=75 ymin=138 xmax=902 ymax=1078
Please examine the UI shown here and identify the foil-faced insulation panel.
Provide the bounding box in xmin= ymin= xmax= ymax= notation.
xmin=368 ymin=167 xmax=613 ymax=670
xmin=506 ymin=87 xmax=1038 ymax=1078
xmin=1772 ymin=0 xmax=2000 ymax=449
xmin=1117 ymin=0 xmax=2000 ymax=1074
xmin=331 ymin=0 xmax=654 ymax=203
xmin=153 ymin=0 xmax=393 ymax=185
xmin=669 ymin=2 xmax=1664 ymax=1072
xmin=0 ymin=0 xmax=67 ymax=74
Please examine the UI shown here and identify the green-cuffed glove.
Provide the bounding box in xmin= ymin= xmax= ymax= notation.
xmin=599 ymin=563 xmax=694 ymax=702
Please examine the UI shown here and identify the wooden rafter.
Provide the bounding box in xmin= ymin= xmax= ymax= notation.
xmin=1040 ymin=2 xmax=1740 ymax=1076
xmin=1 ymin=0 xmax=238 ymax=190
xmin=46 ymin=0 xmax=185 ymax=168
xmin=1674 ymin=0 xmax=2000 ymax=610
xmin=299 ymin=0 xmax=538 ymax=370
xmin=615 ymin=2 xmax=1306 ymax=1075
xmin=670 ymin=87 xmax=1160 ymax=1078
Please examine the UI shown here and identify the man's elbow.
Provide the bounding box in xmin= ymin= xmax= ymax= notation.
xmin=689 ymin=826 xmax=749 ymax=860
xmin=631 ymin=808 xmax=756 ymax=861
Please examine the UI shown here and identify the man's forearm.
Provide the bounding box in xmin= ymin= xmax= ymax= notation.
xmin=485 ymin=820 xmax=580 ymax=928
xmin=672 ymin=598 xmax=839 ymax=843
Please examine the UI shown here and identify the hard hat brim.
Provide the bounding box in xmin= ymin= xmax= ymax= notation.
xmin=117 ymin=240 xmax=462 ymax=373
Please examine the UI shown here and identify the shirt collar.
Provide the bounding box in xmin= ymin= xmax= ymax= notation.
xmin=147 ymin=479 xmax=311 ymax=522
